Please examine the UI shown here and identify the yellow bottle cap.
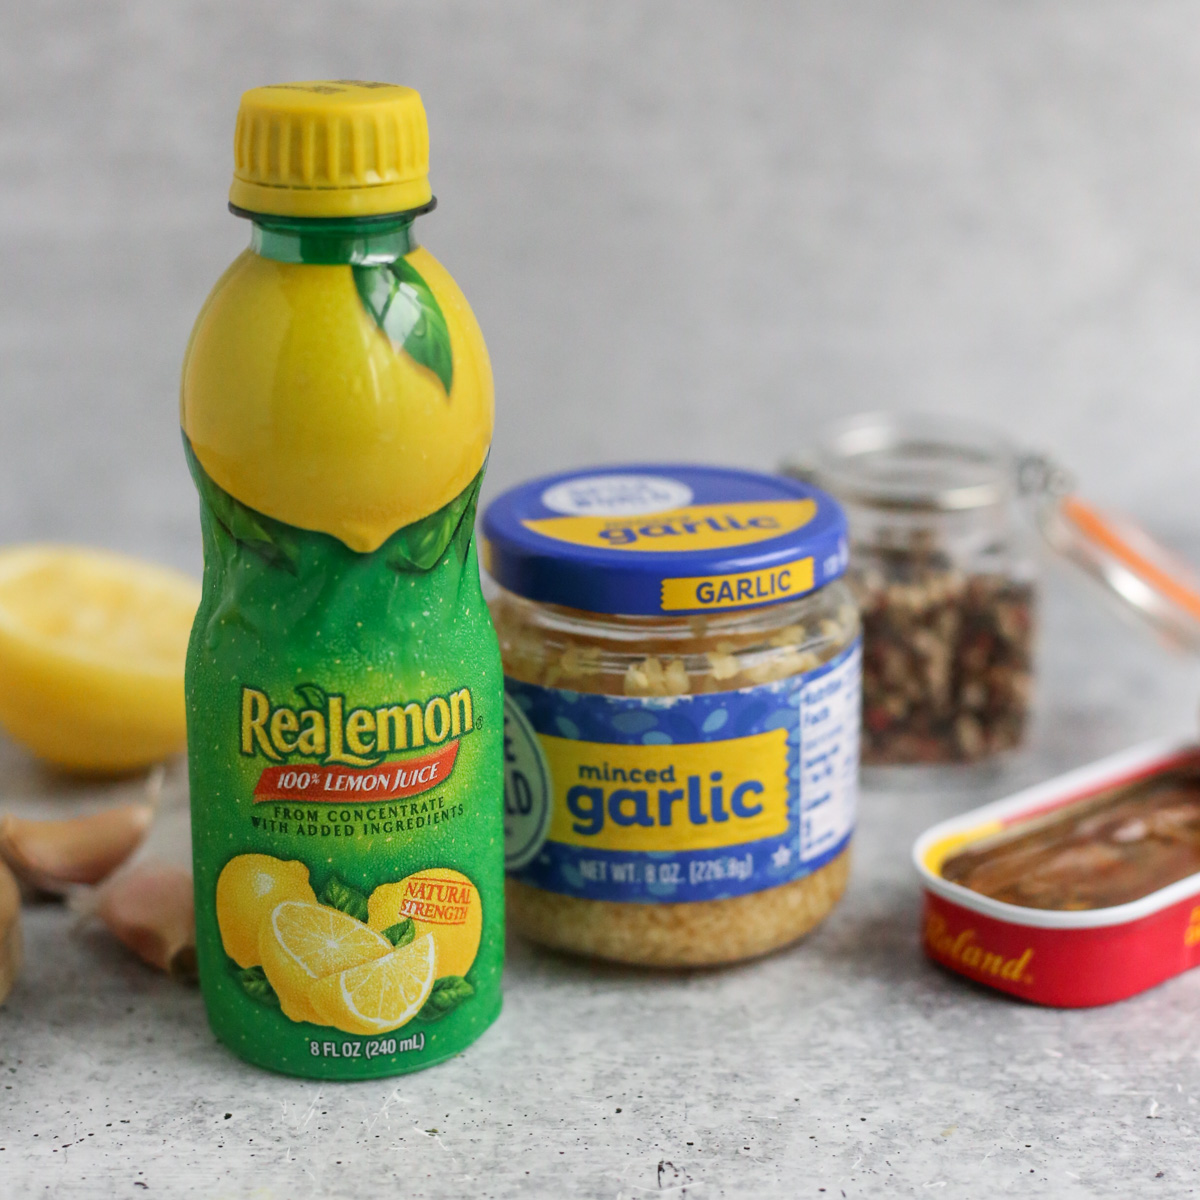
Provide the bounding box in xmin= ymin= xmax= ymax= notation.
xmin=229 ymin=80 xmax=432 ymax=219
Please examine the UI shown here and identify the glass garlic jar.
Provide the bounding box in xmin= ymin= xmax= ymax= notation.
xmin=481 ymin=465 xmax=861 ymax=966
xmin=798 ymin=413 xmax=1037 ymax=767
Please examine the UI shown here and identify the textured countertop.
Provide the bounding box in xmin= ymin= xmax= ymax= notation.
xmin=7 ymin=2 xmax=1200 ymax=1196
xmin=4 ymin=566 xmax=1200 ymax=1200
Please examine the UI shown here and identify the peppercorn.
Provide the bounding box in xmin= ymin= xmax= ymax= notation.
xmin=854 ymin=545 xmax=1034 ymax=765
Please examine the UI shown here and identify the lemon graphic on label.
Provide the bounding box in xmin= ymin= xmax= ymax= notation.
xmin=259 ymin=900 xmax=391 ymax=1025
xmin=310 ymin=933 xmax=437 ymax=1035
xmin=182 ymin=246 xmax=493 ymax=553
xmin=368 ymin=868 xmax=483 ymax=978
xmin=216 ymin=854 xmax=317 ymax=969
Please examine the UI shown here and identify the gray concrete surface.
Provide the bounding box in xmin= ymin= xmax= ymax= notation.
xmin=4 ymin=572 xmax=1200 ymax=1200
xmin=4 ymin=1 xmax=1200 ymax=1196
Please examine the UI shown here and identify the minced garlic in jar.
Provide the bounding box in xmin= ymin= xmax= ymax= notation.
xmin=482 ymin=466 xmax=861 ymax=967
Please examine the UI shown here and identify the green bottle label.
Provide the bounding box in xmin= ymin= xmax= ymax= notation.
xmin=184 ymin=443 xmax=504 ymax=1079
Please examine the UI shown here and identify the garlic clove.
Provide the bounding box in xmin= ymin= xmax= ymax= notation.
xmin=0 ymin=859 xmax=21 ymax=1004
xmin=0 ymin=804 xmax=153 ymax=892
xmin=94 ymin=865 xmax=195 ymax=979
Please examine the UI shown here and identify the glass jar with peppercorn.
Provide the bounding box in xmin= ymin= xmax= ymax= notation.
xmin=793 ymin=413 xmax=1037 ymax=767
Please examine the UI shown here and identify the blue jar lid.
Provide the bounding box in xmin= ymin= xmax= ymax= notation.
xmin=481 ymin=464 xmax=849 ymax=617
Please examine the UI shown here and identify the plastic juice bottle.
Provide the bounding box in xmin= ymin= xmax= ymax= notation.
xmin=181 ymin=81 xmax=503 ymax=1078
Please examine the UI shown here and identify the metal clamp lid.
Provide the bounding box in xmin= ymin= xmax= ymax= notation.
xmin=789 ymin=412 xmax=1018 ymax=513
xmin=785 ymin=412 xmax=1200 ymax=655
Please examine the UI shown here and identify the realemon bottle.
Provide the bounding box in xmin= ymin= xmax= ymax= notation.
xmin=181 ymin=81 xmax=503 ymax=1078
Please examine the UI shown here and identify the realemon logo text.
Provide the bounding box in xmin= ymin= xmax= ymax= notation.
xmin=241 ymin=682 xmax=474 ymax=768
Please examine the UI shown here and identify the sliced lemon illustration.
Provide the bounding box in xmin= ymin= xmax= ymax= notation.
xmin=258 ymin=900 xmax=391 ymax=1025
xmin=0 ymin=546 xmax=200 ymax=773
xmin=216 ymin=855 xmax=316 ymax=969
xmin=368 ymin=868 xmax=482 ymax=978
xmin=310 ymin=932 xmax=437 ymax=1035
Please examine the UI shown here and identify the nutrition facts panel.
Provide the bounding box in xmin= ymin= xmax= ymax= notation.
xmin=798 ymin=641 xmax=861 ymax=864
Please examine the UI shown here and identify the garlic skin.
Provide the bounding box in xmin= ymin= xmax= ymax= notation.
xmin=0 ymin=858 xmax=21 ymax=1004
xmin=94 ymin=865 xmax=195 ymax=979
xmin=78 ymin=759 xmax=196 ymax=979
xmin=0 ymin=804 xmax=153 ymax=893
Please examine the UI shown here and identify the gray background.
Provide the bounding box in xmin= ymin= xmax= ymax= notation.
xmin=5 ymin=3 xmax=1200 ymax=1198
xmin=6 ymin=1 xmax=1200 ymax=567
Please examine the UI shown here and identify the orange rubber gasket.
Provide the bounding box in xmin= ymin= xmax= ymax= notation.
xmin=1061 ymin=496 xmax=1200 ymax=625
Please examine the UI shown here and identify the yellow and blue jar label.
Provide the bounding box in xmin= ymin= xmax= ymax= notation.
xmin=503 ymin=641 xmax=861 ymax=902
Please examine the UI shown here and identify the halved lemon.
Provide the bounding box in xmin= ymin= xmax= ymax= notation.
xmin=259 ymin=900 xmax=391 ymax=1025
xmin=310 ymin=932 xmax=437 ymax=1035
xmin=0 ymin=545 xmax=200 ymax=773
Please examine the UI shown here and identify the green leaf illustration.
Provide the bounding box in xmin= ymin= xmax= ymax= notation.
xmin=319 ymin=876 xmax=369 ymax=922
xmin=353 ymin=257 xmax=454 ymax=395
xmin=234 ymin=965 xmax=281 ymax=1009
xmin=183 ymin=439 xmax=300 ymax=575
xmin=415 ymin=975 xmax=474 ymax=1022
xmin=382 ymin=918 xmax=415 ymax=948
xmin=294 ymin=682 xmax=328 ymax=710
xmin=386 ymin=468 xmax=483 ymax=574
